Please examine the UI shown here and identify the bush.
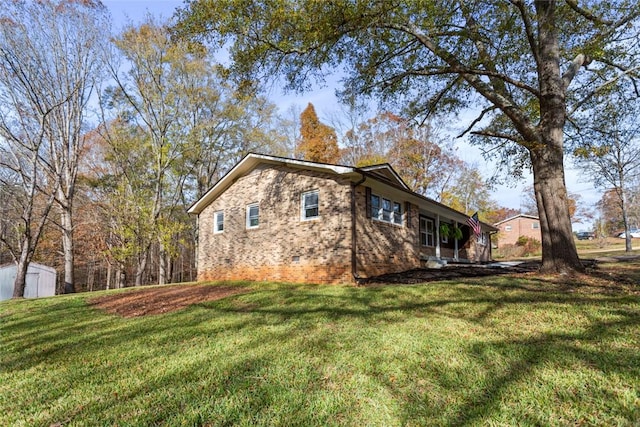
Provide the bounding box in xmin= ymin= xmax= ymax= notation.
xmin=515 ymin=235 xmax=541 ymax=256
xmin=494 ymin=244 xmax=525 ymax=259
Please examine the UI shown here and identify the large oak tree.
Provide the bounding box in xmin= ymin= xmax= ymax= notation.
xmin=175 ymin=0 xmax=640 ymax=273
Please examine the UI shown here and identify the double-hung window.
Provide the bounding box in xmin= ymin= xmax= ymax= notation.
xmin=246 ymin=203 xmax=259 ymax=229
xmin=420 ymin=216 xmax=435 ymax=247
xmin=214 ymin=210 xmax=224 ymax=233
xmin=477 ymin=232 xmax=487 ymax=246
xmin=393 ymin=202 xmax=402 ymax=225
xmin=369 ymin=192 xmax=402 ymax=226
xmin=301 ymin=190 xmax=319 ymax=220
xmin=382 ymin=198 xmax=392 ymax=222
xmin=371 ymin=194 xmax=380 ymax=219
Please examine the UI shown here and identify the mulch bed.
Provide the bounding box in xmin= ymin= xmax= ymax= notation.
xmin=363 ymin=261 xmax=541 ymax=285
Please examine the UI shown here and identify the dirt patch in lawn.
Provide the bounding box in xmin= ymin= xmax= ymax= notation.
xmin=89 ymin=285 xmax=246 ymax=318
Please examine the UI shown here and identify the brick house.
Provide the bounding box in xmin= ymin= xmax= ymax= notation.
xmin=493 ymin=214 xmax=541 ymax=246
xmin=188 ymin=154 xmax=497 ymax=284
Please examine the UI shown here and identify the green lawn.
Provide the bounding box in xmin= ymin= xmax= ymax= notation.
xmin=2 ymin=262 xmax=640 ymax=426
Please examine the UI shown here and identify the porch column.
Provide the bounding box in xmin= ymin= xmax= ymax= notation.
xmin=454 ymin=221 xmax=459 ymax=260
xmin=435 ymin=214 xmax=441 ymax=258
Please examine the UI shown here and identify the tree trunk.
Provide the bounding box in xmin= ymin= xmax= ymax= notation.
xmin=135 ymin=249 xmax=148 ymax=286
xmin=106 ymin=261 xmax=112 ymax=290
xmin=531 ymin=147 xmax=583 ymax=273
xmin=116 ymin=263 xmax=126 ymax=289
xmin=60 ymin=208 xmax=75 ymax=293
xmin=12 ymin=246 xmax=30 ymax=298
xmin=620 ymin=189 xmax=633 ymax=252
xmin=532 ymin=0 xmax=584 ymax=274
xmin=158 ymin=241 xmax=168 ymax=285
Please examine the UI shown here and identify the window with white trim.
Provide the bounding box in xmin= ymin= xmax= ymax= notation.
xmin=505 ymin=225 xmax=512 ymax=232
xmin=246 ymin=203 xmax=259 ymax=229
xmin=477 ymin=232 xmax=487 ymax=246
xmin=371 ymin=194 xmax=380 ymax=219
xmin=214 ymin=210 xmax=224 ymax=233
xmin=301 ymin=190 xmax=319 ymax=220
xmin=370 ymin=192 xmax=403 ymax=225
xmin=393 ymin=202 xmax=402 ymax=225
xmin=532 ymin=222 xmax=540 ymax=229
xmin=420 ymin=216 xmax=435 ymax=247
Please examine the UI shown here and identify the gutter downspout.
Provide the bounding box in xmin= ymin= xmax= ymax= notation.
xmin=194 ymin=215 xmax=199 ymax=280
xmin=351 ymin=173 xmax=367 ymax=284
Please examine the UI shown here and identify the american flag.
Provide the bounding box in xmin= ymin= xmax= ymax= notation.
xmin=467 ymin=212 xmax=482 ymax=236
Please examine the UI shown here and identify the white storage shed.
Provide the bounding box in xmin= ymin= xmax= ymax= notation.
xmin=0 ymin=262 xmax=57 ymax=301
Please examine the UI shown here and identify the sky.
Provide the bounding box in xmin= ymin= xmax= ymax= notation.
xmin=102 ymin=0 xmax=602 ymax=228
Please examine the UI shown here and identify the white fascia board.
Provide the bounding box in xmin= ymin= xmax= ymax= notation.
xmin=358 ymin=164 xmax=409 ymax=189
xmin=187 ymin=153 xmax=355 ymax=215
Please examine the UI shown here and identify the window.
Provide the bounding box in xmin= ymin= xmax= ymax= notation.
xmin=532 ymin=222 xmax=540 ymax=229
xmin=382 ymin=198 xmax=392 ymax=221
xmin=246 ymin=203 xmax=259 ymax=229
xmin=393 ymin=202 xmax=402 ymax=225
xmin=214 ymin=211 xmax=224 ymax=233
xmin=441 ymin=224 xmax=449 ymax=244
xmin=477 ymin=232 xmax=487 ymax=246
xmin=420 ymin=217 xmax=435 ymax=247
xmin=301 ymin=190 xmax=319 ymax=220
xmin=369 ymin=192 xmax=403 ymax=225
xmin=505 ymin=225 xmax=512 ymax=232
xmin=371 ymin=194 xmax=380 ymax=219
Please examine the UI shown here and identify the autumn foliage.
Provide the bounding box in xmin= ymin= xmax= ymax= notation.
xmin=296 ymin=103 xmax=340 ymax=163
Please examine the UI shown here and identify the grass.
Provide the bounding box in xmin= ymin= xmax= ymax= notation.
xmin=2 ymin=262 xmax=640 ymax=426
xmin=574 ymin=237 xmax=638 ymax=255
xmin=493 ymin=237 xmax=640 ymax=260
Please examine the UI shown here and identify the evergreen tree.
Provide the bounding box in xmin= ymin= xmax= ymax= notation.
xmin=297 ymin=103 xmax=340 ymax=163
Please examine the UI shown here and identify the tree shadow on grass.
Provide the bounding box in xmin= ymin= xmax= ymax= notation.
xmin=444 ymin=312 xmax=640 ymax=425
xmin=2 ymin=283 xmax=640 ymax=425
xmin=210 ymin=286 xmax=640 ymax=425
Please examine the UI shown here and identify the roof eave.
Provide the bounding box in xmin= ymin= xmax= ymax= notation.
xmin=187 ymin=153 xmax=355 ymax=215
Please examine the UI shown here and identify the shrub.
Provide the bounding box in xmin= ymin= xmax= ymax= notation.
xmin=515 ymin=235 xmax=541 ymax=256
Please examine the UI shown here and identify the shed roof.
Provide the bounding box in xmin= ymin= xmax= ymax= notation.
xmin=0 ymin=262 xmax=56 ymax=274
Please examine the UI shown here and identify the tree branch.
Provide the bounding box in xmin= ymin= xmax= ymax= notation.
xmin=562 ymin=53 xmax=591 ymax=90
xmin=509 ymin=0 xmax=539 ymax=66
xmin=384 ymin=21 xmax=540 ymax=142
xmin=456 ymin=106 xmax=498 ymax=138
xmin=565 ymin=0 xmax=614 ymax=25
xmin=568 ymin=64 xmax=640 ymax=116
xmin=470 ymin=130 xmax=522 ymax=144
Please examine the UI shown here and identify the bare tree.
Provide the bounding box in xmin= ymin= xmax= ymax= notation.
xmin=0 ymin=0 xmax=110 ymax=293
xmin=573 ymin=85 xmax=640 ymax=252
xmin=0 ymin=47 xmax=59 ymax=297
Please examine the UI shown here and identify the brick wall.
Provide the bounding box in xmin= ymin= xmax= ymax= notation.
xmin=353 ymin=186 xmax=421 ymax=278
xmin=197 ymin=164 xmax=354 ymax=284
xmin=496 ymin=216 xmax=541 ymax=246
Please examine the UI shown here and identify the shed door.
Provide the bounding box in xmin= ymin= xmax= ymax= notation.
xmin=23 ymin=273 xmax=40 ymax=298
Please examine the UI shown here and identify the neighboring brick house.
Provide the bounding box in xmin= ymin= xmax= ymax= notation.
xmin=188 ymin=154 xmax=497 ymax=284
xmin=493 ymin=214 xmax=541 ymax=246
